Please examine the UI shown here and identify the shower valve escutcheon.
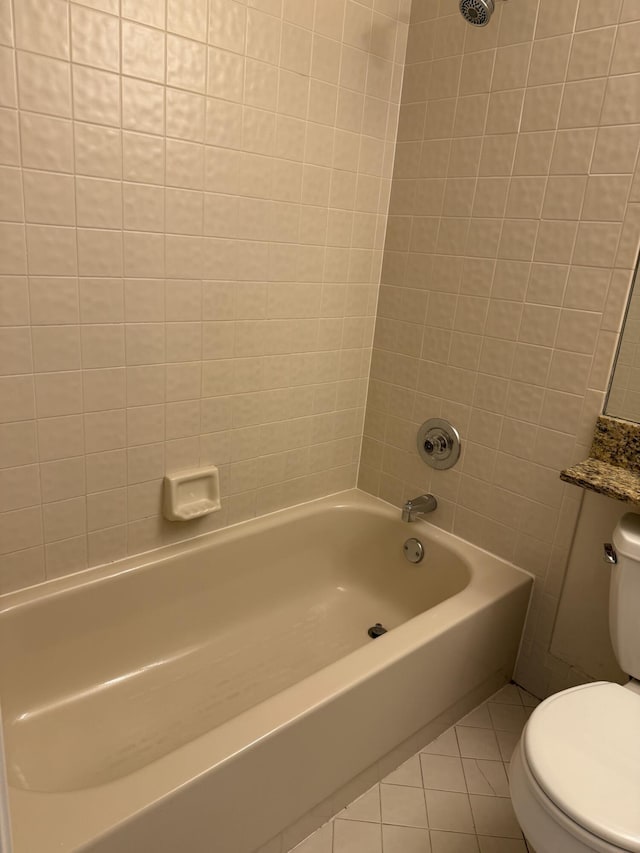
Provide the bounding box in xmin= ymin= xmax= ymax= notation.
xmin=417 ymin=418 xmax=461 ymax=470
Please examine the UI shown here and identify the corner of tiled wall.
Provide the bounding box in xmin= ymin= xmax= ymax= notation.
xmin=0 ymin=0 xmax=412 ymax=594
xmin=359 ymin=0 xmax=640 ymax=697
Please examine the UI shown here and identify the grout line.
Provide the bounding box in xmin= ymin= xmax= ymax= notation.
xmin=10 ymin=0 xmax=47 ymax=579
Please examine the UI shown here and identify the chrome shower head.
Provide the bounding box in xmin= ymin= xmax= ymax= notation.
xmin=459 ymin=0 xmax=494 ymax=26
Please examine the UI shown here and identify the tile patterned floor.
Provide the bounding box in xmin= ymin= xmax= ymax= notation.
xmin=289 ymin=684 xmax=539 ymax=853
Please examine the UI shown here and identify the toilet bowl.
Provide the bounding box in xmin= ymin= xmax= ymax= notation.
xmin=510 ymin=681 xmax=640 ymax=852
xmin=510 ymin=512 xmax=640 ymax=853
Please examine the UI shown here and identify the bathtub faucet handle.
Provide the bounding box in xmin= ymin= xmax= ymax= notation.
xmin=402 ymin=494 xmax=437 ymax=523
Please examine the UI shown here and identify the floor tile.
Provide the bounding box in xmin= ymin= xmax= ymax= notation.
xmin=380 ymin=783 xmax=428 ymax=828
xmin=337 ymin=785 xmax=381 ymax=823
xmin=469 ymin=796 xmax=522 ymax=839
xmin=455 ymin=726 xmax=501 ymax=761
xmin=333 ymin=818 xmax=382 ymax=853
xmin=461 ymin=759 xmax=510 ymax=797
xmin=517 ymin=688 xmax=539 ymax=708
xmin=292 ymin=822 xmax=333 ymax=853
xmin=495 ymin=730 xmax=519 ymax=763
xmin=490 ymin=685 xmax=523 ymax=705
xmin=421 ymin=728 xmax=460 ymax=757
xmin=420 ymin=754 xmax=467 ymax=793
xmin=425 ymin=790 xmax=475 ymax=834
xmin=383 ymin=755 xmax=423 ymax=788
xmin=487 ymin=703 xmax=530 ymax=734
xmin=457 ymin=704 xmax=493 ymax=729
xmin=430 ymin=830 xmax=480 ymax=852
xmin=382 ymin=823 xmax=431 ymax=853
xmin=286 ymin=686 xmax=539 ymax=853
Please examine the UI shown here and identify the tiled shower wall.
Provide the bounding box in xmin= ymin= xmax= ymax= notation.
xmin=359 ymin=0 xmax=640 ymax=696
xmin=0 ymin=0 xmax=410 ymax=592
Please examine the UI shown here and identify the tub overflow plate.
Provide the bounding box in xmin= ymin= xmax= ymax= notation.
xmin=403 ymin=537 xmax=424 ymax=563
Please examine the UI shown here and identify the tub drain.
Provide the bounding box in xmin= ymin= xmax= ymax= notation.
xmin=368 ymin=622 xmax=387 ymax=639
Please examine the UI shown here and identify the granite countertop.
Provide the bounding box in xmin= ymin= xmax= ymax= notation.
xmin=561 ymin=458 xmax=640 ymax=503
xmin=561 ymin=415 xmax=640 ymax=505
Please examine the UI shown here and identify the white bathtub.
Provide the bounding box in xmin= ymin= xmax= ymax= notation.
xmin=0 ymin=490 xmax=532 ymax=853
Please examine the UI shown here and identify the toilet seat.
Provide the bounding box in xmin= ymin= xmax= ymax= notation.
xmin=523 ymin=682 xmax=640 ymax=852
xmin=511 ymin=738 xmax=630 ymax=853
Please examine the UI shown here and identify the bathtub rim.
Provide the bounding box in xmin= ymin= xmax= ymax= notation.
xmin=0 ymin=488 xmax=530 ymax=612
xmin=2 ymin=488 xmax=534 ymax=853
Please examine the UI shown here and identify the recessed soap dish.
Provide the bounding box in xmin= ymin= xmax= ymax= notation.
xmin=163 ymin=466 xmax=221 ymax=521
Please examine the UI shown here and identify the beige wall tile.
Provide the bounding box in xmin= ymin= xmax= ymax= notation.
xmin=361 ymin=0 xmax=640 ymax=701
xmin=3 ymin=0 xmax=640 ymax=705
xmin=592 ymin=124 xmax=640 ymax=174
xmin=535 ymin=0 xmax=579 ymax=39
xmin=45 ymin=536 xmax=87 ymax=580
xmin=20 ymin=112 xmax=73 ymax=172
xmin=167 ymin=34 xmax=207 ymax=92
xmin=210 ymin=1 xmax=247 ymax=54
xmin=74 ymin=123 xmax=122 ymax=179
xmin=549 ymin=128 xmax=596 ymax=174
xmin=14 ymin=0 xmax=69 ymax=59
xmin=122 ymin=0 xmax=165 ymax=27
xmin=611 ymin=21 xmax=640 ymax=74
xmin=122 ymin=77 xmax=165 ymax=134
xmin=29 ymin=278 xmax=78 ymax=325
xmin=0 ymin=47 xmax=17 ymax=108
xmin=72 ymin=65 xmax=120 ymax=126
xmin=576 ymin=0 xmax=622 ymax=31
xmin=529 ymin=35 xmax=571 ymax=86
xmin=70 ymin=5 xmax=120 ymax=72
xmin=521 ymin=83 xmax=563 ymax=131
xmin=0 ymin=278 xmax=29 ymax=326
xmin=567 ymin=26 xmax=616 ymax=80
xmin=0 ymin=108 xmax=20 ymax=166
xmin=23 ymin=171 xmax=75 ymax=225
xmin=122 ymin=20 xmax=165 ymax=82
xmin=16 ymin=51 xmax=71 ymax=117
xmin=559 ymin=78 xmax=607 ymax=129
xmin=0 ymin=166 xmax=23 ymax=220
xmin=0 ymin=506 xmax=43 ymax=555
xmin=0 ymin=0 xmax=409 ymax=594
xmin=601 ymin=73 xmax=640 ymax=125
xmin=582 ymin=175 xmax=632 ymax=222
xmin=621 ymin=0 xmax=640 ymax=23
xmin=542 ymin=176 xmax=586 ymax=220
xmin=168 ymin=0 xmax=208 ymax=41
xmin=492 ymin=42 xmax=532 ymax=92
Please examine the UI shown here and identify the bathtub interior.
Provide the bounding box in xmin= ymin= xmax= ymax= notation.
xmin=1 ymin=500 xmax=471 ymax=795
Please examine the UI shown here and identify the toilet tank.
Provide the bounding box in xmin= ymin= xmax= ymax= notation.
xmin=611 ymin=512 xmax=640 ymax=680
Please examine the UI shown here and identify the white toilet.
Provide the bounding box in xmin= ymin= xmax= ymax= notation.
xmin=510 ymin=512 xmax=640 ymax=853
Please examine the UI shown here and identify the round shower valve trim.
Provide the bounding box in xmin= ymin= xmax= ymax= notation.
xmin=417 ymin=418 xmax=461 ymax=470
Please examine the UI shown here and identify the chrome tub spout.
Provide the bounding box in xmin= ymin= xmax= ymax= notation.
xmin=402 ymin=494 xmax=438 ymax=522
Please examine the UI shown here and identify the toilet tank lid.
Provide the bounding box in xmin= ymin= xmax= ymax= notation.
xmin=613 ymin=512 xmax=640 ymax=560
xmin=524 ymin=682 xmax=640 ymax=853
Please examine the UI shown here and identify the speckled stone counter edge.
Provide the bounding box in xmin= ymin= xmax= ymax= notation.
xmin=561 ymin=415 xmax=640 ymax=504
